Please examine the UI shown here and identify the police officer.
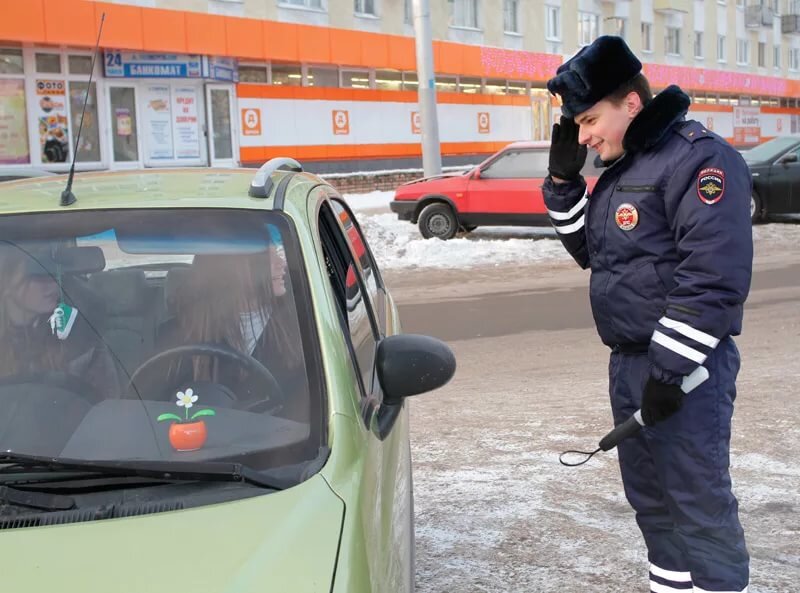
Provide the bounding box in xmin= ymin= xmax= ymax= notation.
xmin=543 ymin=36 xmax=752 ymax=593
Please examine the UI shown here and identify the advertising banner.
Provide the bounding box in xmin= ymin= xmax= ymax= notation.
xmin=172 ymin=86 xmax=200 ymax=159
xmin=733 ymin=106 xmax=760 ymax=145
xmin=35 ymin=79 xmax=69 ymax=163
xmin=0 ymin=79 xmax=30 ymax=164
xmin=143 ymin=85 xmax=173 ymax=160
xmin=105 ymin=51 xmax=202 ymax=78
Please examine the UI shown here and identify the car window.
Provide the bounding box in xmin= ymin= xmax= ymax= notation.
xmin=318 ymin=200 xmax=379 ymax=402
xmin=0 ymin=209 xmax=324 ymax=474
xmin=481 ymin=150 xmax=549 ymax=178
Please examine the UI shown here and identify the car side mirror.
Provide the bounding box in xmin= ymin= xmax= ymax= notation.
xmin=472 ymin=168 xmax=482 ymax=180
xmin=780 ymin=153 xmax=798 ymax=165
xmin=376 ymin=334 xmax=456 ymax=405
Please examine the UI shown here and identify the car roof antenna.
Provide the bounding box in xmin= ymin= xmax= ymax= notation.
xmin=60 ymin=13 xmax=105 ymax=207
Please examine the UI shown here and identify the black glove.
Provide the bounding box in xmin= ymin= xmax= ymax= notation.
xmin=641 ymin=377 xmax=684 ymax=426
xmin=548 ymin=116 xmax=587 ymax=181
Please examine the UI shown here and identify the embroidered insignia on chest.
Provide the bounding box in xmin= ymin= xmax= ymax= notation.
xmin=697 ymin=167 xmax=725 ymax=204
xmin=615 ymin=203 xmax=639 ymax=231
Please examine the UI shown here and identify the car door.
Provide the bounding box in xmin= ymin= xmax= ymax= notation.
xmin=768 ymin=144 xmax=800 ymax=214
xmin=465 ymin=148 xmax=550 ymax=224
xmin=317 ymin=195 xmax=413 ymax=593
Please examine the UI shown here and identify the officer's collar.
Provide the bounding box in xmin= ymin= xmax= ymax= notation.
xmin=622 ymin=85 xmax=691 ymax=154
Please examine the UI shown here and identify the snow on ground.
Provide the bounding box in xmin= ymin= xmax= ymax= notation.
xmin=344 ymin=191 xmax=800 ymax=271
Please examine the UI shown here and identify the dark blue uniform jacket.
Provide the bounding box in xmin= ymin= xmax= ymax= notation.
xmin=543 ymin=86 xmax=753 ymax=383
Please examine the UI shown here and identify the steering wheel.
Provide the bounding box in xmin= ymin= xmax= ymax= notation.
xmin=0 ymin=370 xmax=104 ymax=404
xmin=127 ymin=343 xmax=286 ymax=412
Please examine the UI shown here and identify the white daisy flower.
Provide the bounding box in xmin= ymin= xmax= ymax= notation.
xmin=176 ymin=388 xmax=198 ymax=409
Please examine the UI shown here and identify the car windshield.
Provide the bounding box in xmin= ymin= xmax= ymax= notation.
xmin=0 ymin=209 xmax=324 ymax=475
xmin=742 ymin=136 xmax=800 ymax=164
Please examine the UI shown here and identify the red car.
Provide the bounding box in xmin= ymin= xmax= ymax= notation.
xmin=390 ymin=142 xmax=599 ymax=240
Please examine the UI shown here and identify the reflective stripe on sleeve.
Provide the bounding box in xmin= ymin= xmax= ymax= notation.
xmin=554 ymin=214 xmax=585 ymax=235
xmin=658 ymin=317 xmax=720 ymax=349
xmin=547 ymin=190 xmax=588 ymax=221
xmin=652 ymin=330 xmax=707 ymax=364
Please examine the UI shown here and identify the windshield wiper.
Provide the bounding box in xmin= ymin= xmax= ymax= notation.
xmin=0 ymin=485 xmax=75 ymax=511
xmin=0 ymin=453 xmax=289 ymax=491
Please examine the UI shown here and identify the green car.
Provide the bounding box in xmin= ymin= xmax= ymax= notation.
xmin=0 ymin=159 xmax=455 ymax=592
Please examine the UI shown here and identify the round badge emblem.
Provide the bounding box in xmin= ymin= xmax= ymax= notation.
xmin=615 ymin=203 xmax=639 ymax=231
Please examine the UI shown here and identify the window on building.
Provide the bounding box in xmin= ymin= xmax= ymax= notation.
xmin=354 ymin=0 xmax=376 ymax=16
xmin=665 ymin=27 xmax=681 ymax=55
xmin=402 ymin=71 xmax=418 ymax=91
xmin=546 ymin=5 xmax=561 ymax=40
xmin=504 ymin=0 xmax=520 ymax=33
xmin=758 ymin=42 xmax=766 ymax=67
xmin=774 ymin=45 xmax=781 ymax=68
xmin=404 ymin=0 xmax=412 ymax=23
xmin=790 ymin=47 xmax=800 ymax=71
xmin=789 ymin=0 xmax=800 ymax=14
xmin=435 ymin=75 xmax=458 ymax=93
xmin=449 ymin=0 xmax=479 ymax=28
xmin=578 ymin=12 xmax=599 ymax=46
xmin=307 ymin=65 xmax=339 ymax=87
xmin=271 ymin=63 xmax=302 ymax=86
xmin=484 ymin=79 xmax=507 ymax=94
xmin=0 ymin=48 xmax=23 ymax=75
xmin=459 ymin=77 xmax=482 ymax=93
xmin=238 ymin=64 xmax=268 ymax=83
xmin=736 ymin=39 xmax=750 ymax=65
xmin=375 ymin=69 xmax=402 ymax=90
xmin=281 ymin=0 xmax=324 ymax=8
xmin=341 ymin=69 xmax=370 ymax=89
xmin=608 ymin=17 xmax=626 ymax=39
xmin=507 ymin=80 xmax=528 ymax=95
xmin=35 ymin=53 xmax=61 ymax=74
xmin=718 ymin=35 xmax=727 ymax=62
xmin=694 ymin=32 xmax=703 ymax=59
xmin=68 ymin=55 xmax=93 ymax=75
xmin=641 ymin=22 xmax=653 ymax=52
xmin=68 ymin=81 xmax=101 ymax=162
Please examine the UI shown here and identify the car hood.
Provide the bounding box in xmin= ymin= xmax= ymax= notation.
xmin=0 ymin=474 xmax=344 ymax=593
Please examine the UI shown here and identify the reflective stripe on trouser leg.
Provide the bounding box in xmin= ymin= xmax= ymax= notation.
xmin=608 ymin=353 xmax=692 ymax=585
xmin=650 ymin=563 xmax=692 ymax=592
xmin=643 ymin=339 xmax=749 ymax=592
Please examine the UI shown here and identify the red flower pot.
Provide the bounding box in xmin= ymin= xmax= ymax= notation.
xmin=168 ymin=421 xmax=208 ymax=451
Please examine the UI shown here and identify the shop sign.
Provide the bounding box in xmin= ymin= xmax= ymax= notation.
xmin=733 ymin=106 xmax=760 ymax=145
xmin=242 ymin=108 xmax=262 ymax=136
xmin=35 ymin=79 xmax=69 ymax=163
xmin=104 ymin=51 xmax=203 ymax=79
xmin=0 ymin=79 xmax=30 ymax=164
xmin=172 ymin=87 xmax=200 ymax=159
xmin=202 ymin=57 xmax=239 ymax=82
xmin=143 ymin=85 xmax=173 ymax=160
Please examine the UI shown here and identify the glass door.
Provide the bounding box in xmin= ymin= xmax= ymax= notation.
xmin=205 ymin=84 xmax=237 ymax=167
xmin=107 ymin=84 xmax=141 ymax=168
xmin=141 ymin=82 xmax=206 ymax=168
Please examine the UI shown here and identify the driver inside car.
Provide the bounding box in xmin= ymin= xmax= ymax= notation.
xmin=153 ymin=238 xmax=306 ymax=416
xmin=0 ymin=244 xmax=123 ymax=400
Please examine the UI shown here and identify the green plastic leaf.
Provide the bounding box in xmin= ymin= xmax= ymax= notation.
xmin=190 ymin=409 xmax=216 ymax=420
xmin=157 ymin=413 xmax=183 ymax=423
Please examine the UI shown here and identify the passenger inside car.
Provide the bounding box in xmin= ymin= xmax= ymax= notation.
xmin=0 ymin=243 xmax=123 ymax=400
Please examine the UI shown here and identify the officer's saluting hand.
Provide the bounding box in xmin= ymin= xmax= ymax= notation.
xmin=548 ymin=116 xmax=587 ymax=183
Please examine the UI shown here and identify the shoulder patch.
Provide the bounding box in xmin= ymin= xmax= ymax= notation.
xmin=697 ymin=168 xmax=725 ymax=204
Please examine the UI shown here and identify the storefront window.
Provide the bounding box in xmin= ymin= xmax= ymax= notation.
xmin=69 ymin=82 xmax=101 ymax=162
xmin=507 ymin=80 xmax=528 ymax=95
xmin=341 ymin=70 xmax=370 ymax=89
xmin=459 ymin=77 xmax=482 ymax=93
xmin=35 ymin=79 xmax=69 ymax=163
xmin=0 ymin=49 xmax=24 ymax=75
xmin=435 ymin=75 xmax=458 ymax=93
xmin=307 ymin=66 xmax=339 ymax=87
xmin=68 ymin=55 xmax=93 ymax=76
xmin=0 ymin=79 xmax=30 ymax=164
xmin=484 ymin=78 xmax=507 ymax=94
xmin=375 ymin=70 xmax=402 ymax=91
xmin=239 ymin=65 xmax=268 ymax=83
xmin=110 ymin=87 xmax=138 ymax=162
xmin=35 ymin=53 xmax=61 ymax=74
xmin=402 ymin=72 xmax=418 ymax=91
xmin=271 ymin=63 xmax=302 ymax=86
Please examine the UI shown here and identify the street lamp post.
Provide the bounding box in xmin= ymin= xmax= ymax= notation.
xmin=412 ymin=0 xmax=443 ymax=177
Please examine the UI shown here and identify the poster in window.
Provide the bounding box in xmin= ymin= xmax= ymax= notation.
xmin=115 ymin=108 xmax=133 ymax=136
xmin=35 ymin=79 xmax=69 ymax=163
xmin=144 ymin=85 xmax=173 ymax=160
xmin=0 ymin=79 xmax=30 ymax=164
xmin=172 ymin=86 xmax=200 ymax=159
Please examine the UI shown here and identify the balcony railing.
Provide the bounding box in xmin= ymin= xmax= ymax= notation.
xmin=782 ymin=13 xmax=800 ymax=34
xmin=746 ymin=4 xmax=774 ymax=28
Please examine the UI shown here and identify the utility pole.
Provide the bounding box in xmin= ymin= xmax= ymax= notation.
xmin=412 ymin=0 xmax=442 ymax=176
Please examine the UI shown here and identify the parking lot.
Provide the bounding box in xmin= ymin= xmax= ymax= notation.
xmin=373 ymin=215 xmax=800 ymax=593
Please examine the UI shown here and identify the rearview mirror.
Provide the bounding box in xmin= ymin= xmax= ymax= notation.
xmin=376 ymin=334 xmax=456 ymax=405
xmin=779 ymin=153 xmax=798 ymax=165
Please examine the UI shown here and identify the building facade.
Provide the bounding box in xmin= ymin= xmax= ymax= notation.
xmin=1 ymin=0 xmax=799 ymax=173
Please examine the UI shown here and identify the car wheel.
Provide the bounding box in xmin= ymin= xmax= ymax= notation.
xmin=750 ymin=191 xmax=765 ymax=224
xmin=418 ymin=203 xmax=458 ymax=240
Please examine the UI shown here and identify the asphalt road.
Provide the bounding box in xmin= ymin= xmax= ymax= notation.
xmin=383 ymin=232 xmax=800 ymax=593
